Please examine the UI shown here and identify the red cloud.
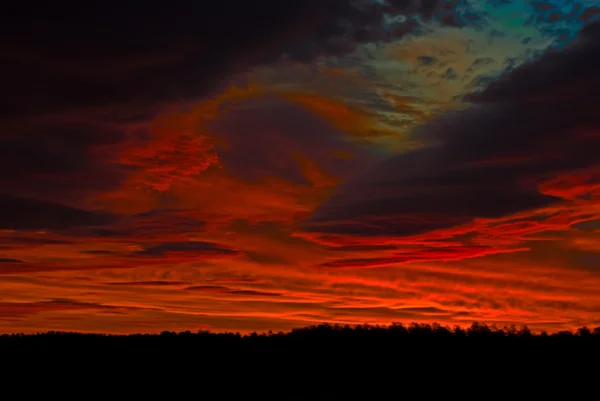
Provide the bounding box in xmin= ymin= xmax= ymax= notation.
xmin=316 ymin=247 xmax=529 ymax=269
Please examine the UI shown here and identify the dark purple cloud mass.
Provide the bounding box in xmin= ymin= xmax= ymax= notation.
xmin=302 ymin=21 xmax=600 ymax=240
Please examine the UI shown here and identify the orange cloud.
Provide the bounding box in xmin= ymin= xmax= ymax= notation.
xmin=3 ymin=24 xmax=600 ymax=336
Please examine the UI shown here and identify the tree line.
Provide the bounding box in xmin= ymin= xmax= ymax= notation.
xmin=1 ymin=322 xmax=598 ymax=398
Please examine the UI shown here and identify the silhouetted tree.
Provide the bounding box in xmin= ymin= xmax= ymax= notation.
xmin=1 ymin=319 xmax=599 ymax=398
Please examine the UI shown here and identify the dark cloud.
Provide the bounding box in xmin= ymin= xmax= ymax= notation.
xmin=184 ymin=285 xmax=281 ymax=297
xmin=0 ymin=258 xmax=25 ymax=264
xmin=229 ymin=290 xmax=282 ymax=297
xmin=91 ymin=229 xmax=124 ymax=238
xmin=185 ymin=286 xmax=231 ymax=293
xmin=0 ymin=0 xmax=471 ymax=119
xmin=468 ymin=21 xmax=600 ymax=104
xmin=418 ymin=56 xmax=437 ymax=65
xmin=105 ymin=281 xmax=189 ymax=287
xmin=580 ymin=6 xmax=600 ymax=22
xmin=135 ymin=242 xmax=239 ymax=257
xmin=205 ymin=277 xmax=263 ymax=285
xmin=0 ymin=298 xmax=118 ymax=319
xmin=0 ymin=0 xmax=477 ymax=215
xmin=0 ymin=237 xmax=74 ymax=246
xmin=245 ymin=251 xmax=291 ymax=266
xmin=127 ymin=210 xmax=207 ymax=238
xmin=303 ymin=21 xmax=600 ymax=239
xmin=573 ymin=220 xmax=600 ymax=231
xmin=206 ymin=96 xmax=377 ymax=184
xmin=0 ymin=119 xmax=132 ymax=203
xmin=316 ymin=246 xmax=520 ymax=268
xmin=75 ymin=210 xmax=209 ymax=242
xmin=81 ymin=250 xmax=117 ymax=256
xmin=0 ymin=195 xmax=116 ymax=231
xmin=327 ymin=245 xmax=400 ymax=252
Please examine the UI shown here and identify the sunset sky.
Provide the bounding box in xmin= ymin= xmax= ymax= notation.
xmin=1 ymin=0 xmax=600 ymax=334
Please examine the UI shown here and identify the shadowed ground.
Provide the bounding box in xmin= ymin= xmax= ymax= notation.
xmin=2 ymin=322 xmax=598 ymax=398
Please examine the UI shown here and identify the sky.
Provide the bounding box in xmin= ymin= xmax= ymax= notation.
xmin=1 ymin=0 xmax=599 ymax=334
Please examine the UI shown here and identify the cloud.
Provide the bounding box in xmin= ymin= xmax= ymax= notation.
xmin=204 ymin=95 xmax=378 ymax=185
xmin=1 ymin=0 xmax=473 ymax=119
xmin=0 ymin=236 xmax=74 ymax=246
xmin=2 ymin=1 xmax=600 ymax=336
xmin=185 ymin=285 xmax=282 ymax=298
xmin=135 ymin=241 xmax=240 ymax=258
xmin=127 ymin=209 xmax=208 ymax=239
xmin=81 ymin=250 xmax=118 ymax=256
xmin=0 ymin=117 xmax=140 ymax=210
xmin=0 ymin=258 xmax=25 ymax=264
xmin=2 ymin=1 xmax=470 ymax=217
xmin=316 ymin=247 xmax=528 ymax=269
xmin=0 ymin=195 xmax=116 ymax=230
xmin=185 ymin=286 xmax=231 ymax=293
xmin=105 ymin=281 xmax=189 ymax=287
xmin=0 ymin=298 xmax=120 ymax=319
xmin=230 ymin=290 xmax=283 ymax=297
xmin=467 ymin=21 xmax=600 ymax=104
xmin=0 ymin=1 xmax=549 ymax=221
xmin=573 ymin=219 xmax=600 ymax=231
xmin=245 ymin=251 xmax=291 ymax=266
xmin=205 ymin=277 xmax=264 ymax=285
xmin=300 ymin=21 xmax=600 ymax=263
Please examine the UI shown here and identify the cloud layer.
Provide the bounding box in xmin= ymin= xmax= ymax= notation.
xmin=1 ymin=1 xmax=599 ymax=334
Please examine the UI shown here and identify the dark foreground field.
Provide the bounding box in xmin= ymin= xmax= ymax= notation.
xmin=2 ymin=323 xmax=599 ymax=398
